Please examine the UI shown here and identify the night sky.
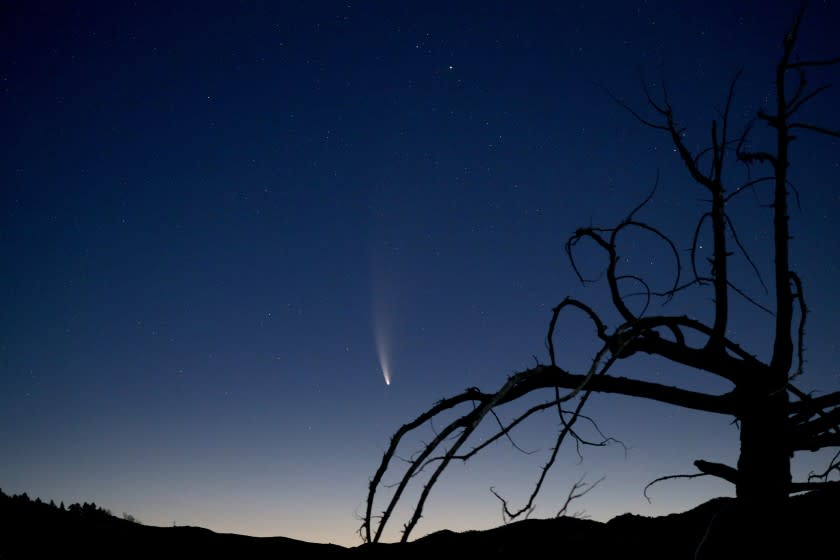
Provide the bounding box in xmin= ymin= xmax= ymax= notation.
xmin=2 ymin=0 xmax=839 ymax=546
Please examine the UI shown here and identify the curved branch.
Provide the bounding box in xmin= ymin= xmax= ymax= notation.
xmin=690 ymin=212 xmax=712 ymax=283
xmin=727 ymin=280 xmax=775 ymax=315
xmin=567 ymin=227 xmax=636 ymax=322
xmin=399 ymin=378 xmax=519 ymax=540
xmin=613 ymin=219 xmax=682 ymax=294
xmin=547 ymin=297 xmax=609 ymax=366
xmin=644 ymin=472 xmax=708 ymax=503
xmin=724 ymin=176 xmax=775 ymax=203
xmin=625 ymin=177 xmax=659 ymax=221
xmin=600 ymin=84 xmax=669 ymax=131
xmin=535 ymin=364 xmax=737 ymax=413
xmin=618 ymin=314 xmax=762 ymax=380
xmin=615 ymin=274 xmax=652 ymax=317
xmin=725 ymin=213 xmax=768 ymax=294
xmin=566 ymin=227 xmax=611 ymax=284
xmin=444 ymin=400 xmax=554 ymax=463
xmin=363 ymin=393 xmax=483 ymax=543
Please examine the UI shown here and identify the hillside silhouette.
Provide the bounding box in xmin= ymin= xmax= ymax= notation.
xmin=0 ymin=489 xmax=344 ymax=559
xmin=2 ymin=488 xmax=836 ymax=559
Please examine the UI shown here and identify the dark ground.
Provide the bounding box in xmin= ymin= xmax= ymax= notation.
xmin=1 ymin=488 xmax=836 ymax=559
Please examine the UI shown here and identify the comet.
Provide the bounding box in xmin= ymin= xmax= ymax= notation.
xmin=370 ymin=237 xmax=397 ymax=387
xmin=374 ymin=318 xmax=393 ymax=387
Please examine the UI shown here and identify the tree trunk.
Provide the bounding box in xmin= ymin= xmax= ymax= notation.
xmin=697 ymin=377 xmax=792 ymax=559
xmin=735 ymin=374 xmax=791 ymax=504
xmin=722 ymin=373 xmax=792 ymax=556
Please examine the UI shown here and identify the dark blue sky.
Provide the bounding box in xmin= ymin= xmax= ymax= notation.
xmin=2 ymin=0 xmax=839 ymax=545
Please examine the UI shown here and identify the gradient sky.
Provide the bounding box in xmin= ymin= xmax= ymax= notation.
xmin=2 ymin=0 xmax=839 ymax=547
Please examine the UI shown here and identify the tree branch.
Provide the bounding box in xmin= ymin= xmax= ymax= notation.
xmin=643 ymin=472 xmax=709 ymax=503
xmin=556 ymin=475 xmax=605 ymax=517
xmin=787 ymin=56 xmax=840 ymax=69
xmin=788 ymin=122 xmax=840 ymax=137
xmin=694 ymin=459 xmax=738 ymax=484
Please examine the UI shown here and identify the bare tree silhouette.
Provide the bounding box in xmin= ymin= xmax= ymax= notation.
xmin=361 ymin=3 xmax=840 ymax=546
